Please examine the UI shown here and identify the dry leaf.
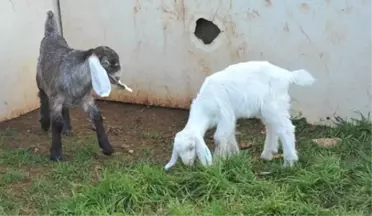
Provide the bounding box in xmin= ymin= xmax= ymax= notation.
xmin=121 ymin=144 xmax=130 ymax=149
xmin=312 ymin=138 xmax=341 ymax=148
xmin=272 ymin=154 xmax=282 ymax=159
xmin=128 ymin=149 xmax=134 ymax=154
xmin=240 ymin=142 xmax=253 ymax=150
xmin=94 ymin=166 xmax=102 ymax=177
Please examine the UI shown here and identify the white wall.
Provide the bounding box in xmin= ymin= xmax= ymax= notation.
xmin=0 ymin=0 xmax=57 ymax=121
xmin=60 ymin=0 xmax=372 ymax=124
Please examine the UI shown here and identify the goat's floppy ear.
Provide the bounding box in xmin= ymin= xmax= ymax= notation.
xmin=164 ymin=145 xmax=179 ymax=171
xmin=195 ymin=135 xmax=212 ymax=166
xmin=88 ymin=54 xmax=112 ymax=97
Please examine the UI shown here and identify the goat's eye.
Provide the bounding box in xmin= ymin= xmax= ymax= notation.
xmin=102 ymin=60 xmax=110 ymax=66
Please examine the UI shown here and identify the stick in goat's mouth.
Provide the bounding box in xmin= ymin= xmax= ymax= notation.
xmin=117 ymin=80 xmax=133 ymax=92
xmin=108 ymin=74 xmax=133 ymax=93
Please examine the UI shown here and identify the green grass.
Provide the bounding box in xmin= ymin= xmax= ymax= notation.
xmin=0 ymin=116 xmax=371 ymax=215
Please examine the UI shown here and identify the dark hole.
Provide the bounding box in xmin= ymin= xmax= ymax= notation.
xmin=194 ymin=18 xmax=221 ymax=45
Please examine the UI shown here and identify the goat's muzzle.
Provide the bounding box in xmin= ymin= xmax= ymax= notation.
xmin=108 ymin=74 xmax=120 ymax=85
xmin=108 ymin=74 xmax=133 ymax=93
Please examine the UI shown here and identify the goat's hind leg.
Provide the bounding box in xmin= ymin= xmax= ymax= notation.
xmin=61 ymin=107 xmax=73 ymax=136
xmin=262 ymin=114 xmax=298 ymax=167
xmin=260 ymin=124 xmax=279 ymax=161
xmin=50 ymin=99 xmax=64 ymax=161
xmin=38 ymin=89 xmax=50 ymax=132
xmin=278 ymin=119 xmax=298 ymax=167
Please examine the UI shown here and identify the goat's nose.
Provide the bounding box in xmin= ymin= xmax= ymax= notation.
xmin=185 ymin=160 xmax=194 ymax=166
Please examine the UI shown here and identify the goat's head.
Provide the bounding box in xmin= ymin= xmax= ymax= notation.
xmin=92 ymin=46 xmax=122 ymax=85
xmin=90 ymin=46 xmax=132 ymax=92
xmin=164 ymin=130 xmax=212 ymax=170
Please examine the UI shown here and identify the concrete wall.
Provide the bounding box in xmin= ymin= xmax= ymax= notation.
xmin=0 ymin=0 xmax=57 ymax=121
xmin=1 ymin=0 xmax=371 ymax=124
xmin=60 ymin=0 xmax=371 ymax=124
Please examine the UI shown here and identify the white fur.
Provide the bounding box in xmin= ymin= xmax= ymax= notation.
xmin=88 ymin=55 xmax=112 ymax=97
xmin=164 ymin=61 xmax=315 ymax=170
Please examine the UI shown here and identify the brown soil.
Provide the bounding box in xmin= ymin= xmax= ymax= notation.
xmin=0 ymin=101 xmax=193 ymax=163
xmin=0 ymin=101 xmax=263 ymax=165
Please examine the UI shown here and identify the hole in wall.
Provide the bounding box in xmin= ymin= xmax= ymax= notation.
xmin=194 ymin=18 xmax=221 ymax=45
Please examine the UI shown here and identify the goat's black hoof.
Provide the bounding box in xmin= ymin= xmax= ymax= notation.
xmin=50 ymin=150 xmax=62 ymax=161
xmin=50 ymin=155 xmax=62 ymax=161
xmin=102 ymin=147 xmax=114 ymax=156
xmin=62 ymin=128 xmax=73 ymax=136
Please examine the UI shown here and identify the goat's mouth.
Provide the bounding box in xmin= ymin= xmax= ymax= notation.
xmin=108 ymin=74 xmax=133 ymax=93
xmin=180 ymin=157 xmax=195 ymax=166
xmin=108 ymin=75 xmax=120 ymax=85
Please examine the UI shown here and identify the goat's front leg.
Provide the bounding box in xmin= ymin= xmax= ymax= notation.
xmin=260 ymin=125 xmax=279 ymax=161
xmin=214 ymin=133 xmax=240 ymax=160
xmin=213 ymin=114 xmax=238 ymax=160
xmin=62 ymin=107 xmax=73 ymax=136
xmin=84 ymin=102 xmax=114 ymax=155
xmin=227 ymin=133 xmax=240 ymax=155
xmin=50 ymin=100 xmax=64 ymax=161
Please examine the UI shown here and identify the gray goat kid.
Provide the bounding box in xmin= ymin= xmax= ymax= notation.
xmin=36 ymin=10 xmax=129 ymax=161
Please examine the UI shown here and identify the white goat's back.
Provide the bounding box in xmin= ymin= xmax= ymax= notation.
xmin=194 ymin=61 xmax=314 ymax=119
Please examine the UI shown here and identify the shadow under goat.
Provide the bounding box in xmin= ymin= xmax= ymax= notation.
xmin=36 ymin=10 xmax=132 ymax=161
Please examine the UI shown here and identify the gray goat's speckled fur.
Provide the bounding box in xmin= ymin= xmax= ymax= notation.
xmin=36 ymin=10 xmax=122 ymax=161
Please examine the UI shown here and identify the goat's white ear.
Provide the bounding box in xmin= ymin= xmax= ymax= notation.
xmin=88 ymin=54 xmax=112 ymax=97
xmin=164 ymin=145 xmax=178 ymax=171
xmin=195 ymin=135 xmax=212 ymax=166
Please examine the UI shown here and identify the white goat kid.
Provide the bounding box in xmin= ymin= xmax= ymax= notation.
xmin=164 ymin=61 xmax=315 ymax=170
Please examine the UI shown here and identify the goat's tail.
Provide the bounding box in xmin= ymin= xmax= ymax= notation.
xmin=289 ymin=69 xmax=315 ymax=86
xmin=44 ymin=10 xmax=59 ymax=37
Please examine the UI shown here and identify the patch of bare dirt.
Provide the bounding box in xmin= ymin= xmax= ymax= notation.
xmin=0 ymin=101 xmax=266 ymax=164
xmin=312 ymin=138 xmax=342 ymax=148
xmin=0 ymin=101 xmax=191 ymax=163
